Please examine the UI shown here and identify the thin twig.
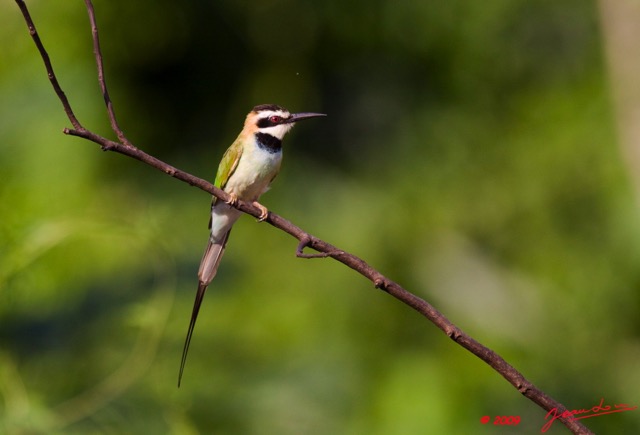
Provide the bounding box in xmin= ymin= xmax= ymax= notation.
xmin=83 ymin=0 xmax=132 ymax=147
xmin=14 ymin=1 xmax=594 ymax=434
xmin=15 ymin=0 xmax=83 ymax=131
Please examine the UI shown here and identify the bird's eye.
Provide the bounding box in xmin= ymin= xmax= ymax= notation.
xmin=269 ymin=116 xmax=282 ymax=123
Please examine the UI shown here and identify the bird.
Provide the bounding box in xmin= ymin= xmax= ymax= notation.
xmin=178 ymin=104 xmax=326 ymax=386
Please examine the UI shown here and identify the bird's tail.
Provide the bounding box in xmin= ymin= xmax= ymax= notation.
xmin=178 ymin=231 xmax=230 ymax=387
xmin=197 ymin=231 xmax=230 ymax=286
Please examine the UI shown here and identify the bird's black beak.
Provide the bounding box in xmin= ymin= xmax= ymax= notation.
xmin=285 ymin=112 xmax=327 ymax=124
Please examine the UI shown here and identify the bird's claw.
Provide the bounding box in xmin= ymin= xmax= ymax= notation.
xmin=253 ymin=202 xmax=269 ymax=222
xmin=226 ymin=194 xmax=239 ymax=206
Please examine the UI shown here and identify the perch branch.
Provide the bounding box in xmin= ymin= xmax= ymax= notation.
xmin=15 ymin=1 xmax=593 ymax=434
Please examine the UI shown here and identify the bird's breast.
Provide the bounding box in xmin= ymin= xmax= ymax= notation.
xmin=224 ymin=144 xmax=282 ymax=201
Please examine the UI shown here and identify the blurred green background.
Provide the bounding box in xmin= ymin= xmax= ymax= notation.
xmin=1 ymin=0 xmax=639 ymax=433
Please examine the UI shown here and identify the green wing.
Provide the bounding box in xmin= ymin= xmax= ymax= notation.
xmin=211 ymin=138 xmax=242 ymax=211
xmin=208 ymin=140 xmax=242 ymax=230
xmin=213 ymin=139 xmax=243 ymax=198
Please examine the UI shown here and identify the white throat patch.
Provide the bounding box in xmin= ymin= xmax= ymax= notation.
xmin=261 ymin=123 xmax=294 ymax=140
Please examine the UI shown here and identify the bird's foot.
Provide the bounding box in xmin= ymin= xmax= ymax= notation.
xmin=226 ymin=193 xmax=239 ymax=207
xmin=253 ymin=201 xmax=269 ymax=222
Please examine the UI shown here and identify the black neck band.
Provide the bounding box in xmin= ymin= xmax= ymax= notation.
xmin=255 ymin=133 xmax=282 ymax=153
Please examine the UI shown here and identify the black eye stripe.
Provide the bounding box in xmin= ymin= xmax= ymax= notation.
xmin=257 ymin=116 xmax=285 ymax=128
xmin=257 ymin=117 xmax=272 ymax=128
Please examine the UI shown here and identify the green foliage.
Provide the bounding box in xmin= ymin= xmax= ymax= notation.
xmin=1 ymin=0 xmax=639 ymax=434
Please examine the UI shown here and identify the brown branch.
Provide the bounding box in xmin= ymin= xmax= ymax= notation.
xmin=15 ymin=0 xmax=83 ymax=131
xmin=82 ymin=0 xmax=132 ymax=147
xmin=15 ymin=1 xmax=594 ymax=434
xmin=296 ymin=235 xmax=335 ymax=258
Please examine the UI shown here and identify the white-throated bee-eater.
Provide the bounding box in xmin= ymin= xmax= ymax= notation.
xmin=179 ymin=104 xmax=326 ymax=386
